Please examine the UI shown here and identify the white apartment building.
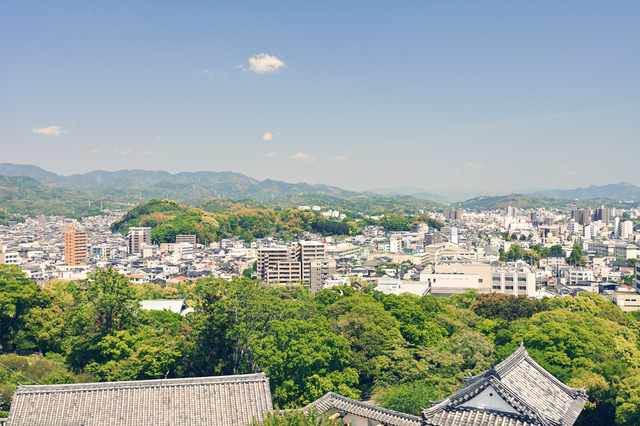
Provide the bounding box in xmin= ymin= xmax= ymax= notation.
xmin=568 ymin=267 xmax=595 ymax=285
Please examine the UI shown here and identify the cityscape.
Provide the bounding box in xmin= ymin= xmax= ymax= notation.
xmin=1 ymin=2 xmax=639 ymax=426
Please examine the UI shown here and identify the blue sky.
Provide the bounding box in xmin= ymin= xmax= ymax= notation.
xmin=1 ymin=1 xmax=638 ymax=194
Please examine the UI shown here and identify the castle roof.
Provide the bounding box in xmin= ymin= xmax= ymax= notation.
xmin=422 ymin=344 xmax=588 ymax=426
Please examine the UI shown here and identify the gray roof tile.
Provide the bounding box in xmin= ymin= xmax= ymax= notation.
xmin=7 ymin=373 xmax=272 ymax=426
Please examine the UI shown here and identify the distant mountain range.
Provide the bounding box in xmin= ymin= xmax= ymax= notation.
xmin=1 ymin=164 xmax=638 ymax=213
xmin=0 ymin=164 xmax=447 ymax=216
xmin=529 ymin=182 xmax=640 ymax=202
xmin=371 ymin=182 xmax=640 ymax=204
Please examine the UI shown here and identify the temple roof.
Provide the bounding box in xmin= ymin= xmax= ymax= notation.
xmin=422 ymin=344 xmax=588 ymax=426
xmin=302 ymin=392 xmax=422 ymax=426
xmin=6 ymin=373 xmax=272 ymax=426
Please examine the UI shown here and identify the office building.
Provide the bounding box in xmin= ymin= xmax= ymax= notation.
xmin=64 ymin=223 xmax=88 ymax=266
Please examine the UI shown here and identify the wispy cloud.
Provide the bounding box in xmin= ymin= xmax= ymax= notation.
xmin=238 ymin=53 xmax=286 ymax=74
xmin=265 ymin=152 xmax=278 ymax=157
xmin=289 ymin=152 xmax=315 ymax=162
xmin=565 ymin=171 xmax=576 ymax=176
xmin=465 ymin=162 xmax=485 ymax=169
xmin=91 ymin=150 xmax=99 ymax=154
xmin=142 ymin=150 xmax=151 ymax=155
xmin=32 ymin=125 xmax=68 ymax=136
xmin=331 ymin=156 xmax=347 ymax=161
xmin=114 ymin=146 xmax=131 ymax=155
xmin=263 ymin=132 xmax=273 ymax=141
xmin=202 ymin=70 xmax=214 ymax=77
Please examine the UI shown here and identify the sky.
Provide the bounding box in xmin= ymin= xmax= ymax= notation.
xmin=1 ymin=1 xmax=639 ymax=196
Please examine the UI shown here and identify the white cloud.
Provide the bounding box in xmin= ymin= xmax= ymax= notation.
xmin=32 ymin=125 xmax=68 ymax=136
xmin=289 ymin=152 xmax=315 ymax=162
xmin=565 ymin=171 xmax=576 ymax=176
xmin=239 ymin=53 xmax=286 ymax=74
xmin=265 ymin=152 xmax=278 ymax=157
xmin=155 ymin=135 xmax=160 ymax=139
xmin=91 ymin=149 xmax=99 ymax=154
xmin=263 ymin=132 xmax=273 ymax=141
xmin=331 ymin=156 xmax=347 ymax=161
xmin=142 ymin=150 xmax=151 ymax=155
xmin=202 ymin=70 xmax=214 ymax=77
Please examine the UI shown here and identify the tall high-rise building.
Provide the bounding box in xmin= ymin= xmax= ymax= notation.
xmin=128 ymin=227 xmax=151 ymax=254
xmin=64 ymin=223 xmax=87 ymax=266
xmin=443 ymin=209 xmax=463 ymax=221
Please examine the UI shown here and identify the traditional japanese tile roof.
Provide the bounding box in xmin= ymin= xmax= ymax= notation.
xmin=422 ymin=344 xmax=588 ymax=426
xmin=7 ymin=373 xmax=272 ymax=426
xmin=302 ymin=392 xmax=422 ymax=426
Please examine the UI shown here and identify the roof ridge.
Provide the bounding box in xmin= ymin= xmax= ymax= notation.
xmin=303 ymin=392 xmax=422 ymax=422
xmin=15 ymin=373 xmax=269 ymax=393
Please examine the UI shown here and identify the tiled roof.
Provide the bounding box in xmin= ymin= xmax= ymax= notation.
xmin=423 ymin=344 xmax=588 ymax=426
xmin=302 ymin=392 xmax=421 ymax=426
xmin=7 ymin=373 xmax=272 ymax=426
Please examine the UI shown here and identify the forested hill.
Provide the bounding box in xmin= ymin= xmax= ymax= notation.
xmin=110 ymin=199 xmax=360 ymax=243
xmin=110 ymin=199 xmax=445 ymax=243
xmin=2 ymin=266 xmax=640 ymax=424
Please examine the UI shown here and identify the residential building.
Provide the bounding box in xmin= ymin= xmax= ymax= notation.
xmin=309 ymin=259 xmax=336 ymax=293
xmin=443 ymin=208 xmax=463 ymax=221
xmin=176 ymin=234 xmax=197 ymax=247
xmin=568 ymin=267 xmax=594 ymax=285
xmin=257 ymin=241 xmax=325 ymax=284
xmin=612 ymin=286 xmax=640 ymax=312
xmin=128 ymin=227 xmax=151 ymax=254
xmin=64 ymin=223 xmax=87 ymax=266
xmin=0 ymin=248 xmax=19 ymax=264
xmin=618 ymin=220 xmax=633 ymax=240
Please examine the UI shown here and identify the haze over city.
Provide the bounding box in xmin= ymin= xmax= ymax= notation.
xmin=2 ymin=1 xmax=638 ymax=194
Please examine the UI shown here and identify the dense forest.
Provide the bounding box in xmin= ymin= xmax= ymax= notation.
xmin=1 ymin=264 xmax=639 ymax=424
xmin=109 ymin=199 xmax=444 ymax=244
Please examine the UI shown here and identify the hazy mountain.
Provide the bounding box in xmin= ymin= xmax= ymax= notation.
xmin=367 ymin=187 xmax=451 ymax=204
xmin=529 ymin=182 xmax=640 ymax=202
xmin=452 ymin=194 xmax=630 ymax=210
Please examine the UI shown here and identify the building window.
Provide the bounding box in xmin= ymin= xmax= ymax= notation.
xmin=518 ymin=277 xmax=526 ymax=281
xmin=492 ymin=276 xmax=500 ymax=281
xmin=478 ymin=278 xmax=483 ymax=283
xmin=518 ymin=286 xmax=526 ymax=290
xmin=505 ymin=277 xmax=513 ymax=281
xmin=505 ymin=286 xmax=514 ymax=290
xmin=492 ymin=285 xmax=501 ymax=290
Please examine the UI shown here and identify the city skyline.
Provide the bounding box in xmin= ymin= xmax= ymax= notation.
xmin=2 ymin=1 xmax=638 ymax=193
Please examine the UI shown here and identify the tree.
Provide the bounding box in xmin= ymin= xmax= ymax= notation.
xmin=0 ymin=265 xmax=49 ymax=352
xmin=83 ymin=268 xmax=141 ymax=337
xmin=252 ymin=317 xmax=359 ymax=407
xmin=550 ymin=245 xmax=564 ymax=256
xmin=568 ymin=243 xmax=584 ymax=266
